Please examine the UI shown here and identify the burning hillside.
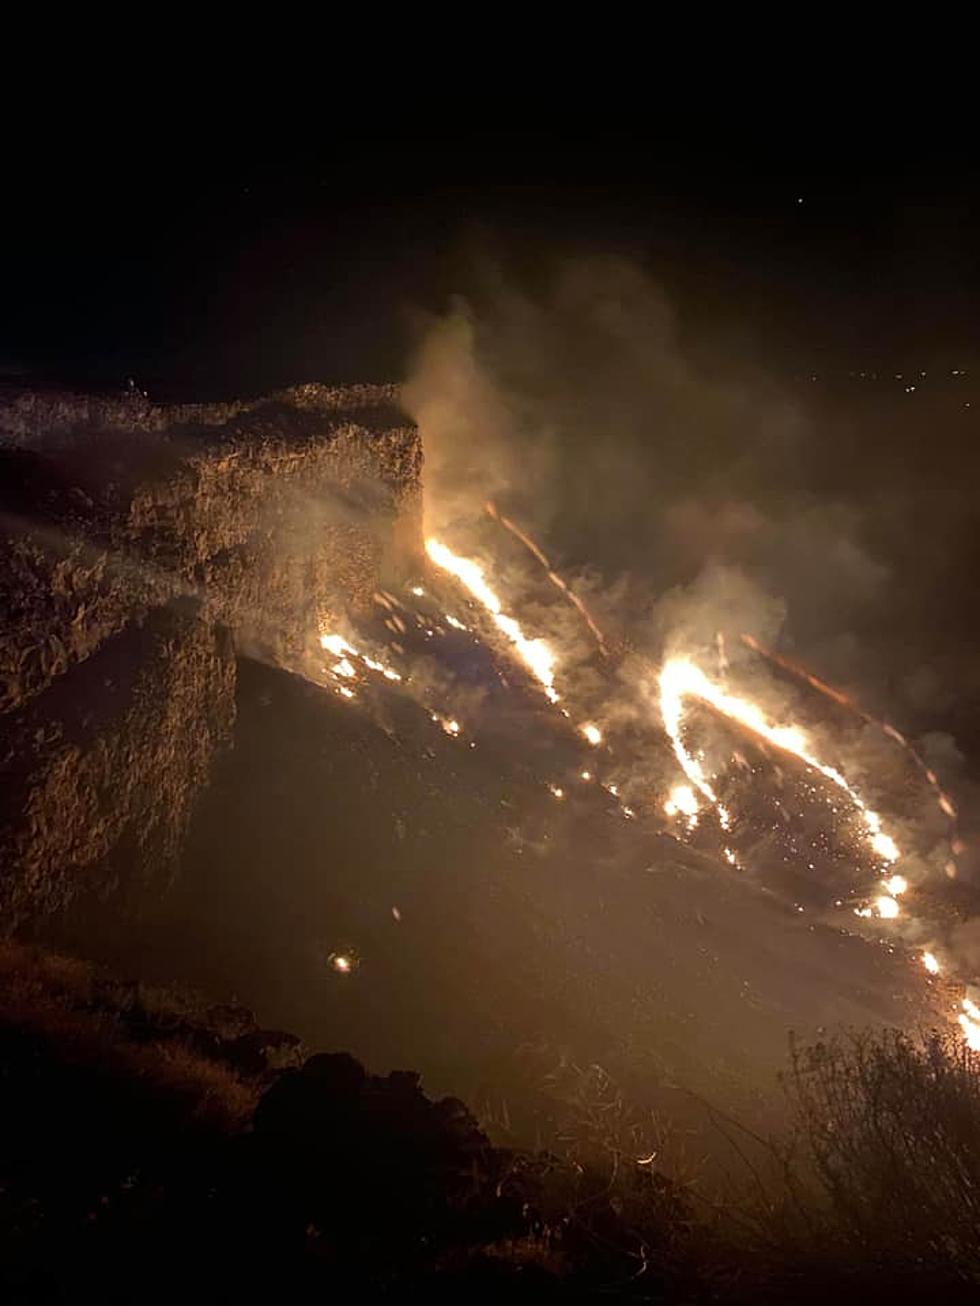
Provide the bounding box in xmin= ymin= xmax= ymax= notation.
xmin=3 ymin=371 xmax=974 ymax=1152
xmin=283 ymin=505 xmax=973 ymax=1064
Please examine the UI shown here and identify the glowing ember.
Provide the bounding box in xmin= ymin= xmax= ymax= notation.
xmin=581 ymin=723 xmax=602 ymax=746
xmin=319 ymin=631 xmax=403 ymax=686
xmin=363 ymin=656 xmax=402 ymax=682
xmin=959 ymin=999 xmax=980 ymax=1049
xmin=425 ymin=538 xmax=560 ymax=703
xmin=871 ymin=831 xmax=900 ymax=862
xmin=320 ymin=633 xmax=355 ymax=657
xmin=875 ymin=895 xmax=900 ymax=920
xmin=431 ymin=714 xmax=461 ymax=737
xmin=665 ymin=783 xmax=699 ymax=820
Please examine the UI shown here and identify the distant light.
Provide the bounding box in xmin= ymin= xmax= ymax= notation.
xmin=329 ymin=952 xmax=354 ymax=974
xmin=549 ymin=784 xmax=564 ymax=800
xmin=581 ymin=771 xmax=592 ymax=781
xmin=581 ymin=723 xmax=602 ymax=746
xmin=797 ymin=196 xmax=804 ymax=204
xmin=411 ymin=586 xmax=425 ymax=597
xmin=884 ymin=874 xmax=908 ymax=897
xmin=922 ymin=951 xmax=940 ymax=975
xmin=391 ymin=906 xmax=401 ymax=922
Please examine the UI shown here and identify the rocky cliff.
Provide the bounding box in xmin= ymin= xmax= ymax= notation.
xmin=0 ymin=384 xmax=420 ymax=923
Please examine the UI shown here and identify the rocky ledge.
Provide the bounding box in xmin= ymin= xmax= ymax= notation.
xmin=0 ymin=384 xmax=420 ymax=922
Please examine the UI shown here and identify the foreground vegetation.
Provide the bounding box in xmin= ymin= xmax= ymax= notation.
xmin=1 ymin=942 xmax=978 ymax=1301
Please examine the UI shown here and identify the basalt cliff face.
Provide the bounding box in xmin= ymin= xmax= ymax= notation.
xmin=0 ymin=385 xmax=420 ymax=923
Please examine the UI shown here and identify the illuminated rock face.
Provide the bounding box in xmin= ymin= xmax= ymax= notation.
xmin=0 ymin=384 xmax=420 ymax=922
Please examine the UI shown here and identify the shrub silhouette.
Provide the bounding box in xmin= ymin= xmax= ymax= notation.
xmin=6 ymin=942 xmax=980 ymax=1301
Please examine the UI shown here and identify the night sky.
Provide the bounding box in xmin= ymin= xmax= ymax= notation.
xmin=4 ymin=119 xmax=980 ymax=397
xmin=6 ymin=112 xmax=980 ymax=763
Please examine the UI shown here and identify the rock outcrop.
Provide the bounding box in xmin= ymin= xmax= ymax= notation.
xmin=0 ymin=384 xmax=420 ymax=922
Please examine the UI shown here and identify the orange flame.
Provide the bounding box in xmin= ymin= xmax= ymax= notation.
xmin=741 ymin=633 xmax=958 ymax=831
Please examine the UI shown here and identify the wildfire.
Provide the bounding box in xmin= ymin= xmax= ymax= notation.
xmin=959 ymin=997 xmax=980 ymax=1050
xmin=874 ymin=894 xmax=900 ymax=920
xmin=318 ymin=524 xmax=978 ymax=1057
xmin=658 ymin=655 xmax=902 ymax=889
xmin=742 ymin=632 xmax=959 ymax=837
xmin=664 ymin=783 xmax=700 ymax=825
xmin=425 ymin=537 xmax=560 ymax=703
xmin=319 ymin=632 xmax=402 ymax=684
xmin=431 ymin=713 xmax=461 ymax=737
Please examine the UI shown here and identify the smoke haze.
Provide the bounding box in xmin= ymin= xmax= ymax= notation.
xmin=404 ymin=251 xmax=980 ymax=958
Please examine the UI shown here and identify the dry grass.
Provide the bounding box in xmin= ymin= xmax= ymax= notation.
xmin=5 ymin=940 xmax=980 ymax=1298
xmin=0 ymin=939 xmax=259 ymax=1132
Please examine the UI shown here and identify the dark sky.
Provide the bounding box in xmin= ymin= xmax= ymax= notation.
xmin=4 ymin=119 xmax=979 ymax=398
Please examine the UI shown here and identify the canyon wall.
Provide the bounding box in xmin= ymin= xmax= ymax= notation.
xmin=0 ymin=384 xmax=420 ymax=923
